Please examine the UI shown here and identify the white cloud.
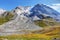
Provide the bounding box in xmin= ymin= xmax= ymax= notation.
xmin=48 ymin=3 xmax=60 ymax=12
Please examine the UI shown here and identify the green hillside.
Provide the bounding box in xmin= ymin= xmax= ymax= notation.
xmin=34 ymin=18 xmax=60 ymax=27
xmin=0 ymin=12 xmax=14 ymax=25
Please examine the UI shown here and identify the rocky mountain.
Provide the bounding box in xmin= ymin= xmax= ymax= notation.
xmin=0 ymin=6 xmax=42 ymax=36
xmin=13 ymin=6 xmax=30 ymax=15
xmin=30 ymin=4 xmax=60 ymax=21
xmin=0 ymin=4 xmax=60 ymax=36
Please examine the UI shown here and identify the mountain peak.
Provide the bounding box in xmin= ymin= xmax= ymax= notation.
xmin=35 ymin=4 xmax=45 ymax=7
xmin=30 ymin=4 xmax=60 ymax=21
xmin=0 ymin=8 xmax=6 ymax=14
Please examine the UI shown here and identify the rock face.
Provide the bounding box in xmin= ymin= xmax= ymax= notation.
xmin=0 ymin=16 xmax=42 ymax=36
xmin=0 ymin=6 xmax=42 ymax=36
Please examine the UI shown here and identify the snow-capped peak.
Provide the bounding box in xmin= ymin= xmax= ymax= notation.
xmin=0 ymin=8 xmax=6 ymax=14
xmin=29 ymin=4 xmax=60 ymax=21
xmin=13 ymin=6 xmax=30 ymax=15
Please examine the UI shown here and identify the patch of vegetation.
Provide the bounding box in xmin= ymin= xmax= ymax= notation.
xmin=0 ymin=11 xmax=14 ymax=25
xmin=34 ymin=20 xmax=48 ymax=27
xmin=34 ymin=18 xmax=59 ymax=27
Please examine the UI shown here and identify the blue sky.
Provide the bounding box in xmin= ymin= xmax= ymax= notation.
xmin=0 ymin=0 xmax=60 ymax=12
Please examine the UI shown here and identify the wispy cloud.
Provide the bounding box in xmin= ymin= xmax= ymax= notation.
xmin=48 ymin=3 xmax=60 ymax=12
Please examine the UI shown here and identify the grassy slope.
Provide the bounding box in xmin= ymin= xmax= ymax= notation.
xmin=0 ymin=14 xmax=60 ymax=40
xmin=34 ymin=20 xmax=48 ymax=27
xmin=34 ymin=18 xmax=60 ymax=27
xmin=0 ymin=27 xmax=60 ymax=40
xmin=0 ymin=12 xmax=14 ymax=25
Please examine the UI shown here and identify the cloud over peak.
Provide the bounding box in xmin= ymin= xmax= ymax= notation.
xmin=48 ymin=3 xmax=60 ymax=12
